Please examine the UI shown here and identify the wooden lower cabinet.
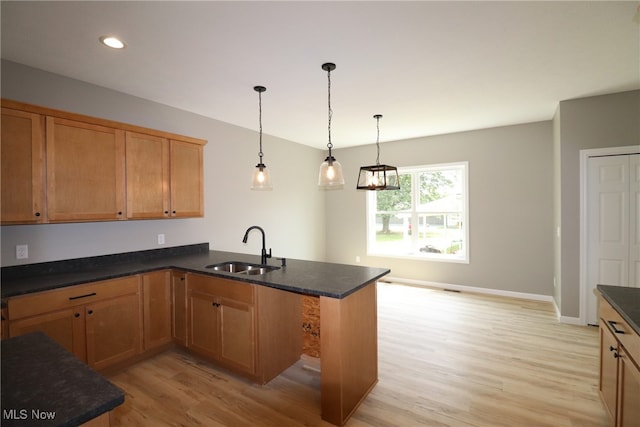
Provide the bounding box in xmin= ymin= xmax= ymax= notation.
xmin=171 ymin=271 xmax=188 ymax=346
xmin=187 ymin=274 xmax=256 ymax=375
xmin=7 ymin=270 xmax=302 ymax=385
xmin=1 ymin=306 xmax=8 ymax=340
xmin=9 ymin=307 xmax=86 ymax=360
xmin=188 ymin=289 xmax=221 ymax=358
xmin=86 ymin=293 xmax=142 ymax=370
xmin=218 ymin=298 xmax=256 ymax=373
xmin=600 ymin=323 xmax=619 ymax=421
xmin=142 ymin=270 xmax=172 ymax=350
xmin=599 ymin=296 xmax=640 ymax=427
xmin=185 ymin=273 xmax=301 ymax=383
xmin=617 ymin=346 xmax=640 ymax=427
xmin=7 ymin=276 xmax=142 ymax=371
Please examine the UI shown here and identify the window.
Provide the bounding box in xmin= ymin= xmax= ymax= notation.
xmin=366 ymin=162 xmax=468 ymax=263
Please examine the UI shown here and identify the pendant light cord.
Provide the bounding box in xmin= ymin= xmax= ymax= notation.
xmin=375 ymin=115 xmax=381 ymax=165
xmin=327 ymin=66 xmax=333 ymax=156
xmin=258 ymin=89 xmax=264 ymax=162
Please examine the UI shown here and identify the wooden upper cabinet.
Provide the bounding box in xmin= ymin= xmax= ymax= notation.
xmin=46 ymin=117 xmax=126 ymax=222
xmin=126 ymin=133 xmax=204 ymax=219
xmin=1 ymin=99 xmax=206 ymax=224
xmin=1 ymin=108 xmax=46 ymax=224
xmin=126 ymin=131 xmax=170 ymax=219
xmin=170 ymin=139 xmax=204 ymax=218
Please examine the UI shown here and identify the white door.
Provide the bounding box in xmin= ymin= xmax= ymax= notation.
xmin=631 ymin=154 xmax=640 ymax=288
xmin=586 ymin=154 xmax=640 ymax=325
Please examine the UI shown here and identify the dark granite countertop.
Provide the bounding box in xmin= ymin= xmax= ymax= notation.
xmin=1 ymin=332 xmax=124 ymax=427
xmin=597 ymin=285 xmax=640 ymax=336
xmin=1 ymin=243 xmax=390 ymax=300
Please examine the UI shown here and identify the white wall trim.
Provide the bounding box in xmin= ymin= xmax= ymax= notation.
xmin=579 ymin=145 xmax=639 ymax=326
xmin=383 ymin=276 xmax=587 ymax=324
xmin=558 ymin=315 xmax=584 ymax=325
xmin=383 ymin=276 xmax=554 ymax=302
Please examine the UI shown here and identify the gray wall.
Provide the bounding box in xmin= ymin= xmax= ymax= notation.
xmin=324 ymin=121 xmax=555 ymax=297
xmin=555 ymin=90 xmax=640 ymax=318
xmin=0 ymin=60 xmax=326 ymax=266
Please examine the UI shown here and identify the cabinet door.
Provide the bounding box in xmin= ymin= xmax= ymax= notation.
xmin=617 ymin=347 xmax=640 ymax=427
xmin=1 ymin=307 xmax=7 ymax=340
xmin=219 ymin=297 xmax=256 ymax=375
xmin=1 ymin=108 xmax=46 ymax=224
xmin=142 ymin=270 xmax=172 ymax=350
xmin=188 ymin=290 xmax=219 ymax=359
xmin=125 ymin=131 xmax=170 ymax=219
xmin=86 ymin=293 xmax=142 ymax=370
xmin=600 ymin=324 xmax=619 ymax=422
xmin=172 ymin=271 xmax=188 ymax=346
xmin=170 ymin=140 xmax=203 ymax=218
xmin=8 ymin=308 xmax=86 ymax=361
xmin=46 ymin=117 xmax=125 ymax=222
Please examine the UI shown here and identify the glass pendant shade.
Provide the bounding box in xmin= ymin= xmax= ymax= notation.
xmin=251 ymin=163 xmax=272 ymax=190
xmin=356 ymin=164 xmax=400 ymax=190
xmin=318 ymin=156 xmax=345 ymax=189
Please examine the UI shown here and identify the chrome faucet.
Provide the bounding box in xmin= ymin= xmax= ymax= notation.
xmin=242 ymin=226 xmax=272 ymax=265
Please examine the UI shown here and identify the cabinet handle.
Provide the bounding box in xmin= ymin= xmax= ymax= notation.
xmin=34 ymin=212 xmax=41 ymax=217
xmin=609 ymin=346 xmax=616 ymax=352
xmin=607 ymin=320 xmax=625 ymax=334
xmin=164 ymin=211 xmax=169 ymax=215
xmin=117 ymin=211 xmax=123 ymax=216
xmin=87 ymin=309 xmax=94 ymax=315
xmin=69 ymin=292 xmax=97 ymax=300
xmin=212 ymin=302 xmax=220 ymax=308
xmin=614 ymin=352 xmax=622 ymax=359
xmin=74 ymin=313 xmax=80 ymax=318
xmin=172 ymin=210 xmax=177 ymax=215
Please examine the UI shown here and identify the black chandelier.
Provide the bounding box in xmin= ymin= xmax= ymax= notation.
xmin=356 ymin=114 xmax=399 ymax=190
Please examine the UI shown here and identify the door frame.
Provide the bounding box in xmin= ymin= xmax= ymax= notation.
xmin=580 ymin=145 xmax=639 ymax=325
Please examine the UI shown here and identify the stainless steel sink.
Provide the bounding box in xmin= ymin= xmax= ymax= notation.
xmin=205 ymin=261 xmax=280 ymax=275
xmin=242 ymin=265 xmax=278 ymax=275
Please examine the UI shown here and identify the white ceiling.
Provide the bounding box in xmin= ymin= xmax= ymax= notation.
xmin=1 ymin=1 xmax=639 ymax=149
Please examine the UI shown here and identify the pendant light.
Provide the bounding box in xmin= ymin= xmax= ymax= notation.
xmin=251 ymin=85 xmax=272 ymax=190
xmin=356 ymin=114 xmax=400 ymax=190
xmin=318 ymin=62 xmax=345 ymax=189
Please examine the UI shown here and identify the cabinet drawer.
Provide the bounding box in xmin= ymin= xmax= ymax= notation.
xmin=599 ymin=296 xmax=640 ymax=359
xmin=186 ymin=274 xmax=254 ymax=304
xmin=8 ymin=275 xmax=141 ymax=320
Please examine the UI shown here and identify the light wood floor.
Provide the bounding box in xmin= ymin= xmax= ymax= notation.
xmin=108 ymin=283 xmax=609 ymax=426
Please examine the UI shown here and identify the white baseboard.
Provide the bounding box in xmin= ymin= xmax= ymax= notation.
xmin=382 ymin=276 xmax=586 ymax=325
xmin=558 ymin=315 xmax=584 ymax=325
xmin=383 ymin=276 xmax=555 ymax=302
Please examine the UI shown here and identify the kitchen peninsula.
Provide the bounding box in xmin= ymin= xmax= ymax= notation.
xmin=1 ymin=243 xmax=390 ymax=426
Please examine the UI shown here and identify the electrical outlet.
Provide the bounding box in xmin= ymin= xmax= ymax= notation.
xmin=16 ymin=244 xmax=29 ymax=259
xmin=157 ymin=234 xmax=165 ymax=245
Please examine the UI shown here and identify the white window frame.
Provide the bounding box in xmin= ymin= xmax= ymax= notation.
xmin=366 ymin=161 xmax=469 ymax=263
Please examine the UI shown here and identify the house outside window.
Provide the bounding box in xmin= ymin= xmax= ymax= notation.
xmin=366 ymin=162 xmax=469 ymax=263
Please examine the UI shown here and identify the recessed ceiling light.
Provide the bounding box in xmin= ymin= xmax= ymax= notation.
xmin=99 ymin=36 xmax=126 ymax=49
